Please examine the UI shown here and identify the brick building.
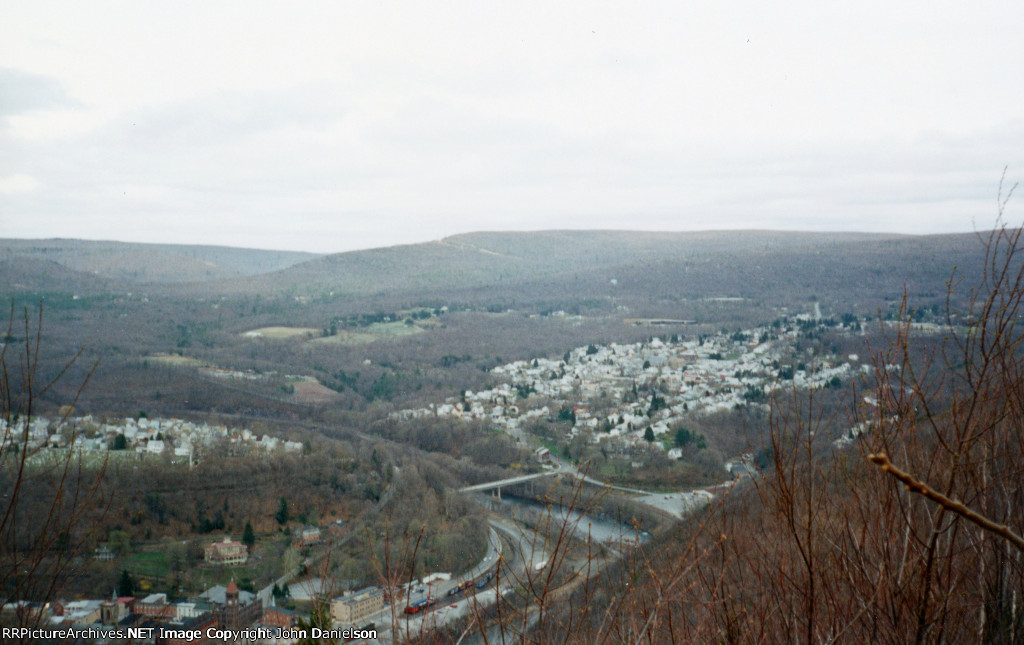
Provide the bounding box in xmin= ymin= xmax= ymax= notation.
xmin=199 ymin=581 xmax=262 ymax=631
xmin=330 ymin=587 xmax=384 ymax=626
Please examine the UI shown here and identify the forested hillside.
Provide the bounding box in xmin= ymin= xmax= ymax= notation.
xmin=3 ymin=226 xmax=1021 ymax=643
xmin=0 ymin=238 xmax=317 ymax=283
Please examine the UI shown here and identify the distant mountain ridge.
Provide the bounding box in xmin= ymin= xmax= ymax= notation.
xmin=0 ymin=238 xmax=319 ymax=284
xmin=0 ymin=230 xmax=994 ymax=309
xmin=211 ymin=229 xmax=985 ymax=300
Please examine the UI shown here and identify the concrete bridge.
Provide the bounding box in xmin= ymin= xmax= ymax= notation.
xmin=459 ymin=467 xmax=654 ymax=500
xmin=459 ymin=471 xmax=559 ymax=499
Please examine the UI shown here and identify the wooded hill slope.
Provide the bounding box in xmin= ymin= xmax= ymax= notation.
xmin=186 ymin=229 xmax=992 ymax=317
xmin=0 ymin=238 xmax=317 ymax=284
xmin=1 ymin=230 xmax=993 ymax=306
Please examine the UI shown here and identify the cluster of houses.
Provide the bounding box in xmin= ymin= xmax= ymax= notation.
xmin=1 ymin=581 xmax=295 ymax=644
xmin=0 ymin=415 xmax=304 ymax=460
xmin=2 ymin=579 xmax=391 ymax=643
xmin=393 ymin=320 xmax=867 ymax=459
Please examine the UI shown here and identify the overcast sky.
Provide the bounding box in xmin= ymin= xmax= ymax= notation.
xmin=1 ymin=1 xmax=1022 ymax=253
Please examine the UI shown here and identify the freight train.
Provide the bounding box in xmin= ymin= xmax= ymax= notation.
xmin=446 ymin=580 xmax=474 ymax=597
xmin=403 ymin=597 xmax=435 ymax=614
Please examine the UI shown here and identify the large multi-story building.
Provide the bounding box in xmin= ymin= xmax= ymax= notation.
xmin=204 ymin=536 xmax=248 ymax=565
xmin=261 ymin=604 xmax=296 ymax=630
xmin=330 ymin=587 xmax=384 ymax=626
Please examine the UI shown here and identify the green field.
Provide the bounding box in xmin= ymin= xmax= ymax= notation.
xmin=125 ymin=551 xmax=171 ymax=578
xmin=312 ymin=321 xmax=424 ymax=345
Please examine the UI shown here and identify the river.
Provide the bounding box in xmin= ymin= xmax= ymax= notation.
xmin=491 ymin=494 xmax=649 ymax=547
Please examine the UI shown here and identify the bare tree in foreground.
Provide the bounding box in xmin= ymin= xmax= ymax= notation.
xmin=1 ymin=305 xmax=107 ymax=641
xmin=526 ymin=179 xmax=1024 ymax=644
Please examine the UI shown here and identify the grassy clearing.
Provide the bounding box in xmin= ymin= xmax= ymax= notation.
xmin=291 ymin=378 xmax=344 ymax=403
xmin=146 ymin=353 xmax=204 ymax=367
xmin=311 ymin=321 xmax=424 ymax=346
xmin=241 ymin=326 xmax=320 ymax=339
xmin=310 ymin=330 xmax=377 ymax=345
xmin=369 ymin=321 xmax=424 ymax=337
xmin=125 ymin=551 xmax=171 ymax=578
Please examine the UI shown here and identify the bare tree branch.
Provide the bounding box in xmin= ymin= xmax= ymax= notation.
xmin=869 ymin=452 xmax=1024 ymax=552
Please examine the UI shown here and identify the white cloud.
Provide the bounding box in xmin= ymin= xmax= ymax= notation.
xmin=0 ymin=173 xmax=39 ymax=194
xmin=0 ymin=1 xmax=1022 ymax=252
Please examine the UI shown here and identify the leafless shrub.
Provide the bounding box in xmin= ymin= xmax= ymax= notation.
xmin=1 ymin=304 xmax=108 ymax=641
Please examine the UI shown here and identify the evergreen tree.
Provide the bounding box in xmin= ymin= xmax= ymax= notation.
xmin=296 ymin=600 xmax=336 ymax=644
xmin=118 ymin=569 xmax=134 ymax=596
xmin=648 ymin=395 xmax=667 ymax=416
xmin=242 ymin=521 xmax=255 ymax=549
xmin=275 ymin=497 xmax=289 ymax=525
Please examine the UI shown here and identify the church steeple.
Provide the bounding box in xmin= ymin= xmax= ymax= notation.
xmin=100 ymin=590 xmax=118 ymax=625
